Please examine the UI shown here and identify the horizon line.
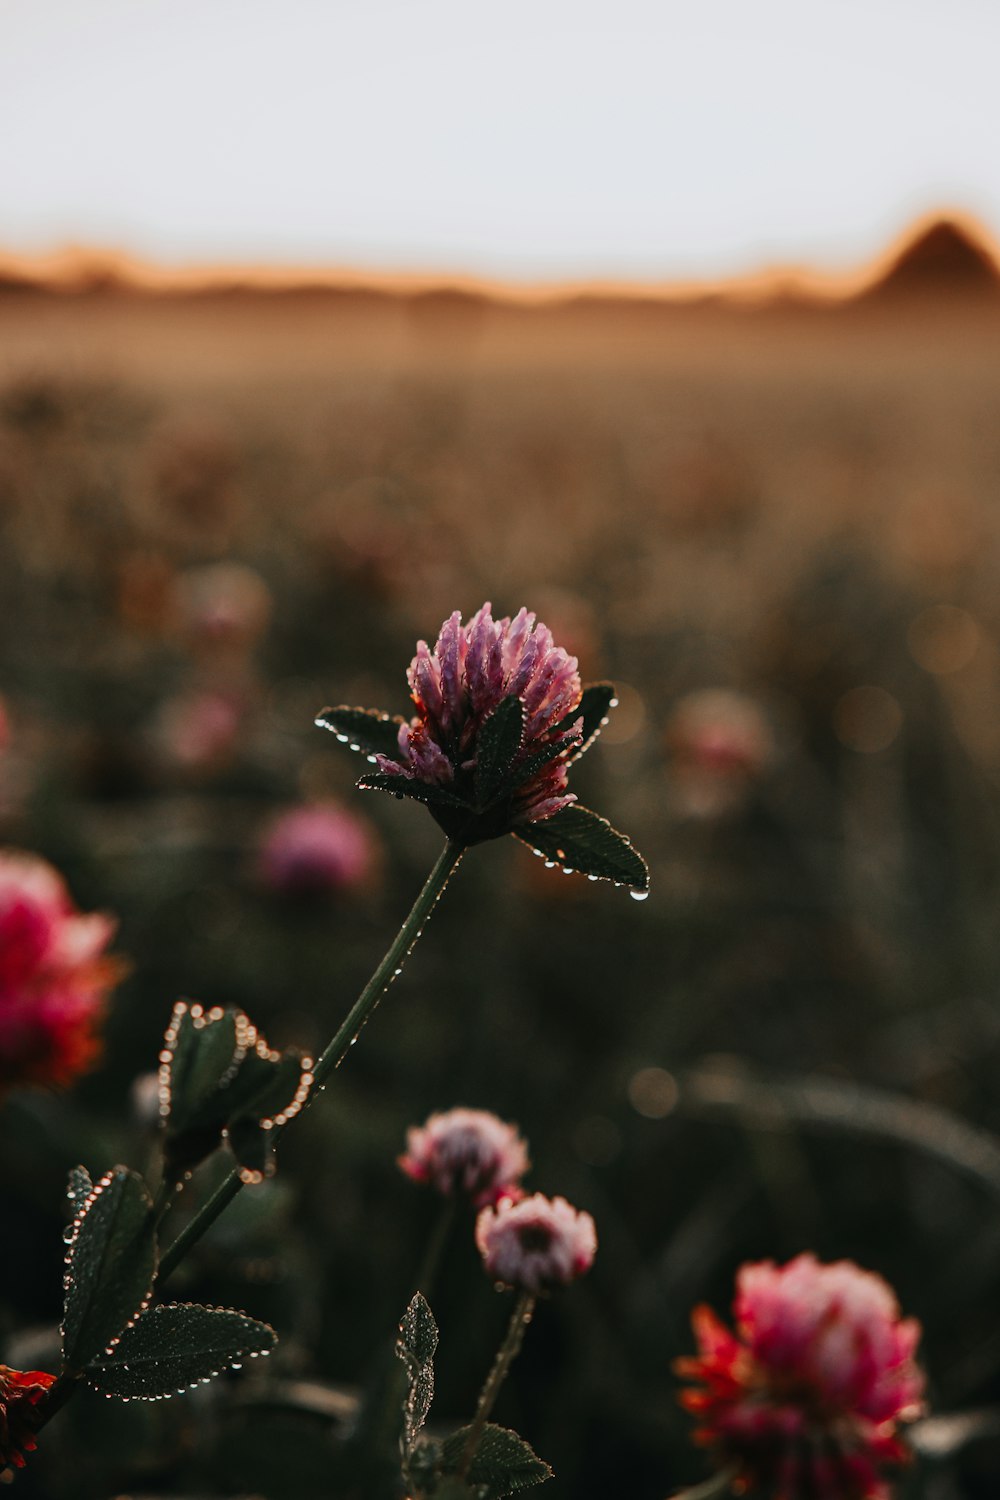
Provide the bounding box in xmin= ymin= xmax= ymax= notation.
xmin=1 ymin=209 xmax=997 ymax=308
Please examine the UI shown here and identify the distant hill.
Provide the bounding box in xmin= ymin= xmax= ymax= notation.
xmin=862 ymin=217 xmax=1000 ymax=301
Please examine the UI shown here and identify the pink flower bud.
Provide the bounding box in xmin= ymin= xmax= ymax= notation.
xmin=399 ymin=1107 xmax=530 ymax=1208
xmin=677 ymin=1252 xmax=925 ymax=1499
xmin=476 ymin=1193 xmax=597 ymax=1294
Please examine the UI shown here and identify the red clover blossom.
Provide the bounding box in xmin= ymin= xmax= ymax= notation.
xmin=399 ymin=1107 xmax=530 ymax=1208
xmin=0 ymin=1365 xmax=56 ymax=1474
xmin=476 ymin=1192 xmax=597 ymax=1295
xmin=0 ymin=850 xmax=124 ymax=1091
xmin=317 ymin=602 xmax=648 ymax=890
xmin=676 ymin=1252 xmax=925 ymax=1499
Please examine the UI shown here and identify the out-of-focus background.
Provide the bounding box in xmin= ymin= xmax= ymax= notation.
xmin=4 ymin=4 xmax=1000 ymax=1498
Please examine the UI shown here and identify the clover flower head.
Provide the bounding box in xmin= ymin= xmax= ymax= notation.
xmin=476 ymin=1192 xmax=597 ymax=1295
xmin=399 ymin=1107 xmax=530 ymax=1208
xmin=257 ymin=802 xmax=380 ymax=895
xmin=677 ymin=1252 xmax=925 ymax=1499
xmin=317 ymin=603 xmax=649 ymax=891
xmin=0 ymin=850 xmax=123 ymax=1090
xmin=0 ymin=1364 xmax=56 ymax=1472
xmin=378 ymin=603 xmax=583 ymax=830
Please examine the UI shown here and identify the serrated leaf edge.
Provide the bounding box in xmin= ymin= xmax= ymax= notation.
xmin=84 ymin=1300 xmax=277 ymax=1401
xmin=62 ymin=1167 xmax=156 ymax=1367
xmin=315 ymin=704 xmax=405 ymax=764
xmin=514 ymin=804 xmax=650 ymax=892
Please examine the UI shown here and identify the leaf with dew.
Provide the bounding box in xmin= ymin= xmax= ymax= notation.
xmin=440 ymin=1423 xmax=553 ymax=1497
xmin=62 ymin=1166 xmax=157 ymax=1372
xmin=315 ymin=705 xmax=406 ymax=761
xmin=475 ymin=696 xmax=525 ymax=806
xmin=516 ymin=805 xmax=649 ymax=891
xmin=557 ymin=683 xmax=617 ymax=762
xmin=356 ymin=771 xmax=469 ymax=810
xmin=396 ymin=1292 xmax=439 ymax=1460
xmin=85 ymin=1301 xmax=276 ymax=1399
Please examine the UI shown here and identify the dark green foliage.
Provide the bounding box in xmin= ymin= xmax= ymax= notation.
xmin=62 ymin=1167 xmax=157 ymax=1372
xmin=315 ymin=705 xmax=406 ymax=761
xmin=85 ymin=1301 xmax=277 ymax=1398
xmin=516 ymin=805 xmax=649 ymax=890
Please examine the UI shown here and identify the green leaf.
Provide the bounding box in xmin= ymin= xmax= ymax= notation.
xmin=506 ymin=734 xmax=575 ymax=793
xmin=161 ymin=1002 xmax=241 ymax=1138
xmin=357 ymin=771 xmax=468 ymax=810
xmin=85 ymin=1301 xmax=276 ymax=1399
xmin=440 ymin=1424 xmax=553 ymax=1497
xmin=556 ymin=683 xmax=617 ymax=761
xmin=515 ymin=805 xmax=649 ymax=892
xmin=62 ymin=1166 xmax=157 ymax=1372
xmin=475 ymin=696 xmax=524 ymax=805
xmin=315 ymin=705 xmax=405 ymax=761
xmin=396 ymin=1292 xmax=439 ymax=1458
xmin=160 ymin=1002 xmax=313 ymax=1179
xmin=67 ymin=1164 xmax=93 ymax=1208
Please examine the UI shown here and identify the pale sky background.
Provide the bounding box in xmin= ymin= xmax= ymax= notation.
xmin=1 ymin=0 xmax=997 ymax=282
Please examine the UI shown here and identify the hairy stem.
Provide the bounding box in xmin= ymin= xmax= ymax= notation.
xmin=458 ymin=1290 xmax=536 ymax=1479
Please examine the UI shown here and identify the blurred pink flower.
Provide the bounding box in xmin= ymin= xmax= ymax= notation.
xmin=257 ymin=803 xmax=380 ymax=895
xmin=399 ymin=1107 xmax=530 ymax=1208
xmin=476 ymin=1192 xmax=597 ymax=1294
xmin=0 ymin=851 xmax=123 ymax=1090
xmin=174 ymin=561 xmax=272 ymax=656
xmin=666 ymin=688 xmax=774 ymax=818
xmin=677 ymin=1253 xmax=925 ymax=1499
xmin=155 ymin=689 xmax=245 ymax=774
xmin=376 ymin=603 xmax=584 ymax=833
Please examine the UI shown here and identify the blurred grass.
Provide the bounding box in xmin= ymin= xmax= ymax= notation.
xmin=2 ymin=286 xmax=1000 ymax=1496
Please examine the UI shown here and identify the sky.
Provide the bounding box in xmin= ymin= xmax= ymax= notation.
xmin=1 ymin=0 xmax=997 ymax=283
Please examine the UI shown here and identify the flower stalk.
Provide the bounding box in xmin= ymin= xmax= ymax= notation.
xmin=156 ymin=837 xmax=464 ymax=1286
xmin=458 ymin=1290 xmax=536 ymax=1480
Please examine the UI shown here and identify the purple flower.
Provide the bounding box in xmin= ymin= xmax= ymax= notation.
xmin=476 ymin=1193 xmax=597 ymax=1295
xmin=379 ymin=604 xmax=583 ymax=828
xmin=399 ymin=1107 xmax=530 ymax=1208
xmin=317 ymin=603 xmax=649 ymax=890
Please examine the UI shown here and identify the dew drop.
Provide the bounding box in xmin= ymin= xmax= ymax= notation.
xmin=587 ymin=874 xmax=599 ymax=882
xmin=629 ymin=888 xmax=650 ymax=902
xmin=543 ymin=860 xmax=556 ymax=869
xmin=336 ymin=733 xmax=349 ymax=743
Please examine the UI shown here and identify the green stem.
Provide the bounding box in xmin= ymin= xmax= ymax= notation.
xmin=156 ymin=838 xmax=464 ymax=1287
xmin=668 ymin=1467 xmax=738 ymax=1500
xmin=458 ymin=1290 xmax=536 ymax=1479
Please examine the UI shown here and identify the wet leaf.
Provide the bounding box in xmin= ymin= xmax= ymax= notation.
xmin=440 ymin=1423 xmax=553 ymax=1497
xmin=62 ymin=1166 xmax=157 ymax=1372
xmin=160 ymin=1002 xmax=313 ymax=1179
xmin=315 ymin=705 xmax=405 ymax=761
xmin=357 ymin=771 xmax=468 ymax=810
xmin=515 ymin=805 xmax=649 ymax=891
xmin=475 ymin=696 xmax=525 ymax=805
xmin=557 ymin=683 xmax=617 ymax=762
xmin=85 ymin=1301 xmax=276 ymax=1398
xmin=67 ymin=1164 xmax=93 ymax=1207
xmin=396 ymin=1293 xmax=438 ymax=1458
